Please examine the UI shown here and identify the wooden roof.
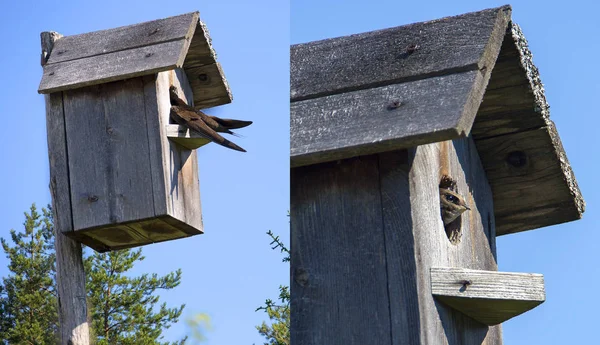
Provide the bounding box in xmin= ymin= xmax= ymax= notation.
xmin=38 ymin=12 xmax=231 ymax=109
xmin=290 ymin=5 xmax=584 ymax=235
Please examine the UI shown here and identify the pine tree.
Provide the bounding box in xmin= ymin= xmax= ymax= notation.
xmin=256 ymin=230 xmax=290 ymax=345
xmin=0 ymin=204 xmax=58 ymax=344
xmin=85 ymin=248 xmax=186 ymax=345
xmin=1 ymin=205 xmax=187 ymax=344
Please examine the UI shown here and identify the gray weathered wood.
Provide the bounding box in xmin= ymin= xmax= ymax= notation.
xmin=39 ymin=11 xmax=232 ymax=109
xmin=471 ymin=23 xmax=584 ymax=235
xmin=292 ymin=135 xmax=508 ymax=344
xmin=291 ymin=5 xmax=510 ymax=101
xmin=166 ymin=124 xmax=211 ymax=150
xmin=46 ymin=12 xmax=198 ymax=64
xmin=431 ymin=267 xmax=545 ymax=325
xmin=151 ymin=70 xmax=203 ymax=231
xmin=39 ymin=39 xmax=187 ymax=94
xmin=185 ymin=63 xmax=232 ymax=109
xmin=291 ymin=71 xmax=484 ymax=167
xmin=290 ymin=8 xmax=584 ymax=235
xmin=63 ymin=78 xmax=155 ymax=230
xmin=44 ymin=29 xmax=90 ymax=343
xmin=291 ymin=155 xmax=392 ymax=345
xmin=182 ymin=19 xmax=232 ymax=109
xmin=45 ymin=69 xmax=202 ymax=252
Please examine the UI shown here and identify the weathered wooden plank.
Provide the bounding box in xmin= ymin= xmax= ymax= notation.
xmin=290 ymin=71 xmax=483 ymax=167
xmin=185 ymin=63 xmax=233 ymax=109
xmin=476 ymin=124 xmax=584 ymax=235
xmin=431 ymin=267 xmax=545 ymax=326
xmin=291 ymin=156 xmax=392 ymax=345
xmin=46 ymin=12 xmax=198 ymax=64
xmin=291 ymin=135 xmax=505 ymax=344
xmin=291 ymin=5 xmax=510 ymax=101
xmin=469 ymin=22 xmax=584 ymax=235
xmin=183 ymin=20 xmax=232 ymax=108
xmin=39 ymin=39 xmax=187 ymax=94
xmin=403 ymin=137 xmax=502 ymax=344
xmin=153 ymin=70 xmax=203 ymax=231
xmin=376 ymin=150 xmax=421 ymax=345
xmin=166 ymin=124 xmax=211 ymax=150
xmin=183 ymin=20 xmax=218 ymax=69
xmin=46 ymin=91 xmax=91 ymax=345
xmin=63 ymin=78 xmax=154 ymax=231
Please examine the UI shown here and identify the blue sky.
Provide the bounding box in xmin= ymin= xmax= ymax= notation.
xmin=0 ymin=0 xmax=289 ymax=344
xmin=292 ymin=0 xmax=598 ymax=344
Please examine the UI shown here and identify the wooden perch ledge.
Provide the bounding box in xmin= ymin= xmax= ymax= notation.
xmin=431 ymin=267 xmax=545 ymax=326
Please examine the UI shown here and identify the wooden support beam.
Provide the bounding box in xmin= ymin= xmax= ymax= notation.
xmin=42 ymin=31 xmax=91 ymax=345
xmin=431 ymin=267 xmax=545 ymax=326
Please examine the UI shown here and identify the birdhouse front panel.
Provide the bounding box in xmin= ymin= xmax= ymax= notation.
xmin=50 ymin=72 xmax=202 ymax=252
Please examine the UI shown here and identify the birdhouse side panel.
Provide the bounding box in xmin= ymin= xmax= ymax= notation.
xmin=385 ymin=137 xmax=501 ymax=344
xmin=142 ymin=70 xmax=203 ymax=232
xmin=63 ymin=78 xmax=155 ymax=231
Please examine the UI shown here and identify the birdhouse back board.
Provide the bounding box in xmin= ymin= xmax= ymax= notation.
xmin=46 ymin=70 xmax=203 ymax=252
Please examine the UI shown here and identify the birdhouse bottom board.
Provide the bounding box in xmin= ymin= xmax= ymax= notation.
xmin=46 ymin=73 xmax=203 ymax=252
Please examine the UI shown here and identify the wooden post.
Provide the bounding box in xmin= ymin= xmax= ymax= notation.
xmin=42 ymin=31 xmax=91 ymax=345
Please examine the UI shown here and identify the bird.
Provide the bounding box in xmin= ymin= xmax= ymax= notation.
xmin=168 ymin=86 xmax=252 ymax=152
xmin=440 ymin=188 xmax=471 ymax=225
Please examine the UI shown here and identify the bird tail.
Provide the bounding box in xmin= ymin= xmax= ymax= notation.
xmin=209 ymin=116 xmax=253 ymax=130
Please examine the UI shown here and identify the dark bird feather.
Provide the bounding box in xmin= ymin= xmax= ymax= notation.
xmin=168 ymin=85 xmax=251 ymax=152
xmin=170 ymin=106 xmax=247 ymax=152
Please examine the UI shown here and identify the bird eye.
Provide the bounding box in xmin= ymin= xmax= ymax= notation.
xmin=445 ymin=194 xmax=458 ymax=203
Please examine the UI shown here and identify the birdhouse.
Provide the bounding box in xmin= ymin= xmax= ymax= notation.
xmin=39 ymin=12 xmax=232 ymax=252
xmin=290 ymin=5 xmax=584 ymax=344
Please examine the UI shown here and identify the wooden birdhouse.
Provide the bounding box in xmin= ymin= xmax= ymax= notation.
xmin=290 ymin=6 xmax=584 ymax=344
xmin=39 ymin=12 xmax=231 ymax=252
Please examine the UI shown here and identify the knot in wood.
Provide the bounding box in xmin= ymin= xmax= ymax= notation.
xmin=145 ymin=52 xmax=154 ymax=58
xmin=387 ymin=100 xmax=404 ymax=110
xmin=198 ymin=73 xmax=209 ymax=83
xmin=294 ymin=268 xmax=309 ymax=287
xmin=87 ymin=195 xmax=99 ymax=203
xmin=506 ymin=151 xmax=527 ymax=168
xmin=406 ymin=44 xmax=420 ymax=54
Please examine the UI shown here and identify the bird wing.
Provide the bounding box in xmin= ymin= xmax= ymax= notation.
xmin=170 ymin=106 xmax=246 ymax=152
xmin=207 ymin=116 xmax=253 ymax=129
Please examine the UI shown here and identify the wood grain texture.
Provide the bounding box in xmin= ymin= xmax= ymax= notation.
xmin=45 ymin=12 xmax=197 ymax=64
xmin=63 ymin=79 xmax=155 ymax=231
xmin=431 ymin=267 xmax=545 ymax=325
xmin=51 ymin=71 xmax=202 ymax=252
xmin=291 ymin=71 xmax=482 ymax=167
xmin=153 ymin=70 xmax=203 ymax=232
xmin=291 ymin=156 xmax=392 ymax=345
xmin=39 ymin=39 xmax=187 ymax=94
xmin=45 ymin=92 xmax=90 ymax=344
xmin=182 ymin=19 xmax=232 ymax=108
xmin=39 ymin=11 xmax=232 ymax=109
xmin=290 ymin=5 xmax=510 ymax=168
xmin=471 ymin=23 xmax=584 ymax=235
xmin=406 ymin=138 xmax=502 ymax=344
xmin=291 ymin=136 xmax=507 ymax=344
xmin=290 ymin=5 xmax=511 ymax=101
xmin=184 ymin=63 xmax=232 ymax=109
